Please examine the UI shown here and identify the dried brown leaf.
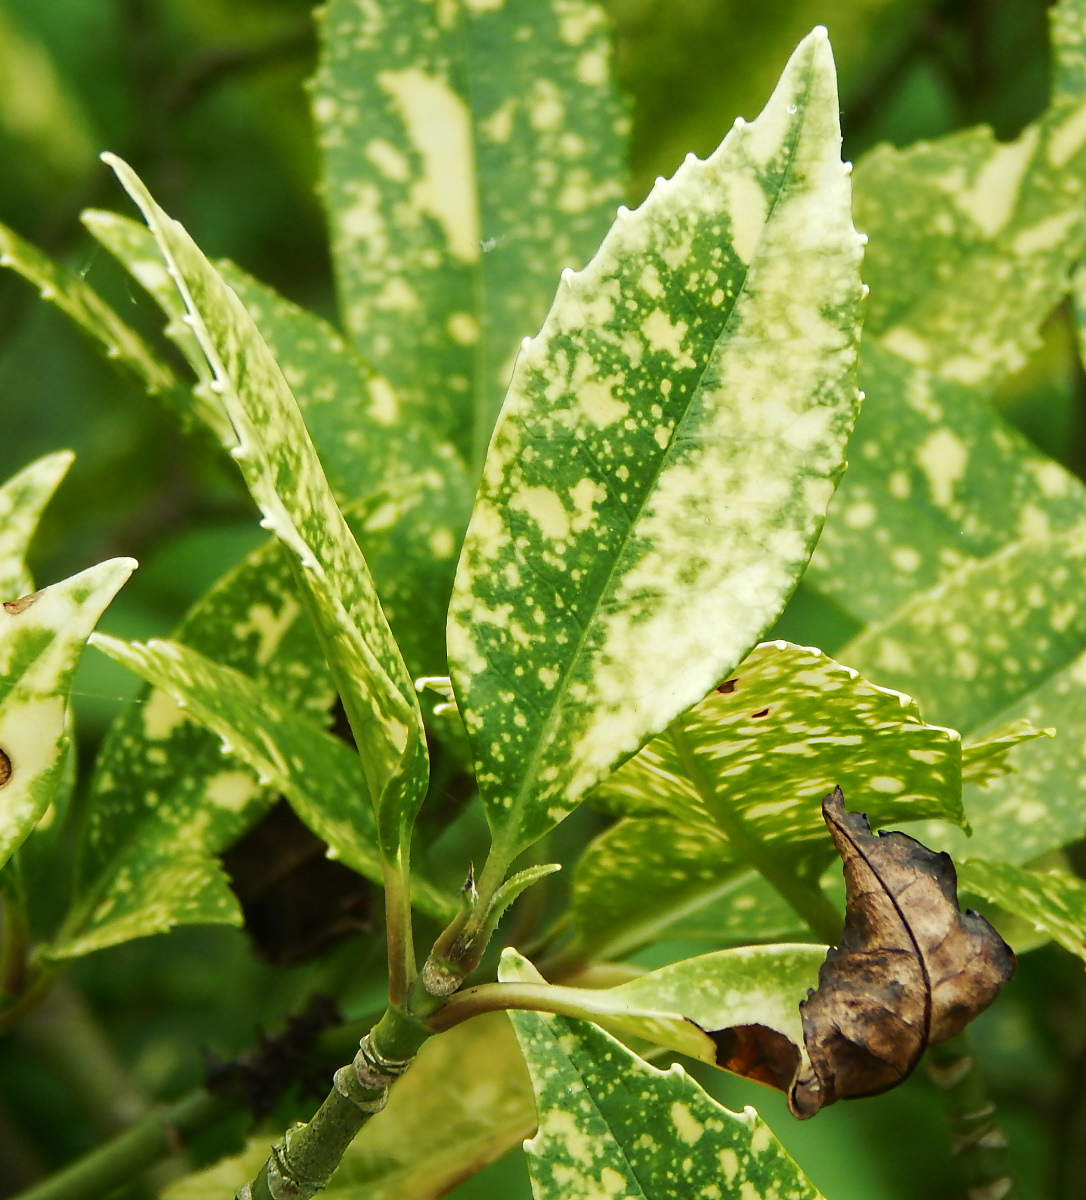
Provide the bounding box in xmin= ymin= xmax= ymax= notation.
xmin=787 ymin=787 xmax=1015 ymax=1117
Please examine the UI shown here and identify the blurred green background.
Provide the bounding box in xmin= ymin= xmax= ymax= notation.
xmin=1 ymin=1 xmax=1085 ymax=1198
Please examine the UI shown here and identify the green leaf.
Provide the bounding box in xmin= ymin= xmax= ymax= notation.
xmin=0 ymin=559 xmax=134 ymax=871
xmin=105 ymin=157 xmax=427 ymax=865
xmin=961 ymin=719 xmax=1055 ymax=787
xmin=0 ymin=219 xmax=226 ymax=440
xmin=0 ymin=452 xmax=73 ymax=599
xmin=51 ymin=540 xmax=333 ymax=960
xmin=162 ymin=1014 xmax=535 ymax=1200
xmin=312 ymin=0 xmax=627 ymax=469
xmin=500 ymin=949 xmax=824 ymax=1200
xmin=956 ymin=858 xmax=1086 ymax=964
xmin=86 ymin=209 xmax=474 ymax=681
xmin=81 ymin=208 xmax=211 ymax=381
xmin=804 ymin=0 xmax=1086 ymax=624
xmin=807 ymin=343 xmax=1086 ymax=624
xmin=594 ymin=640 xmax=966 ymax=844
xmin=570 ymin=818 xmax=805 ymax=961
xmin=89 ymin=634 xmax=454 ymax=921
xmin=449 ymin=30 xmax=864 ymax=870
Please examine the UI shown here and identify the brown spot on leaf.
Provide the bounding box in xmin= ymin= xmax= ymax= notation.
xmin=716 ymin=678 xmax=738 ymax=694
xmin=0 ymin=748 xmax=9 ymax=788
xmin=787 ymin=786 xmax=1015 ymax=1118
xmin=711 ymin=1024 xmax=800 ymax=1091
xmin=751 ymin=707 xmax=770 ymax=719
xmin=3 ymin=592 xmax=41 ymax=615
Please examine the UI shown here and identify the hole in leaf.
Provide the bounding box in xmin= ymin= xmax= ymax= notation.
xmin=716 ymin=678 xmax=738 ymax=694
xmin=0 ymin=748 xmax=9 ymax=787
xmin=750 ymin=707 xmax=770 ymax=718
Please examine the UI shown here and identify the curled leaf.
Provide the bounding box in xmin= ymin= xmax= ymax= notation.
xmin=787 ymin=787 xmax=1014 ymax=1117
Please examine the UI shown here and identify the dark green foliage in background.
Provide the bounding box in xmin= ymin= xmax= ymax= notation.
xmin=2 ymin=2 xmax=1086 ymax=1199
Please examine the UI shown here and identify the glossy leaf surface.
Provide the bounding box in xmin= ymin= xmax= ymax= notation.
xmin=313 ymin=0 xmax=626 ymax=469
xmin=501 ymin=950 xmax=823 ymax=1200
xmin=449 ymin=30 xmax=864 ymax=867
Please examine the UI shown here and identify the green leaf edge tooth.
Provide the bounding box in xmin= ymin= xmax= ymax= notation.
xmin=100 ymin=153 xmax=429 ymax=861
xmin=449 ymin=27 xmax=864 ymax=869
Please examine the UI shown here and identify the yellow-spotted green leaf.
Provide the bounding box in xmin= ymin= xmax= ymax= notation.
xmin=51 ymin=541 xmax=334 ymax=960
xmin=594 ymin=641 xmax=965 ymax=873
xmin=807 ymin=345 xmax=1086 ymax=623
xmin=956 ymin=858 xmax=1086 ymax=964
xmin=312 ymin=0 xmax=626 ymax=469
xmin=837 ymin=533 xmax=1086 ymax=864
xmin=570 ymin=819 xmax=806 ymax=962
xmin=499 ymin=950 xmax=824 ymax=1200
xmin=105 ymin=157 xmax=428 ymax=864
xmin=0 ymin=220 xmax=227 ymax=440
xmin=214 ymin=262 xmax=473 ymax=679
xmin=0 ymin=559 xmax=134 ymax=871
xmin=961 ymin=719 xmax=1055 ymax=786
xmin=86 ymin=209 xmax=474 ymax=681
xmin=804 ymin=0 xmax=1086 ymax=622
xmin=449 ymin=31 xmax=864 ymax=869
xmin=89 ymin=634 xmax=453 ymax=921
xmin=0 ymin=452 xmax=73 ymax=600
xmin=162 ymin=1014 xmax=536 ymax=1200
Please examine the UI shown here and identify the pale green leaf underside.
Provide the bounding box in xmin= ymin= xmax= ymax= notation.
xmin=501 ymin=950 xmax=823 ymax=1200
xmin=449 ymin=30 xmax=863 ymax=863
xmin=52 ymin=542 xmax=333 ymax=960
xmin=0 ymin=559 xmax=134 ymax=870
xmin=313 ymin=0 xmax=626 ymax=469
xmin=163 ymin=1014 xmax=535 ymax=1200
xmin=595 ymin=640 xmax=966 ymax=853
xmin=0 ymin=452 xmax=73 ymax=599
xmin=957 ymin=858 xmax=1086 ymax=964
xmin=105 ymin=156 xmax=427 ymax=858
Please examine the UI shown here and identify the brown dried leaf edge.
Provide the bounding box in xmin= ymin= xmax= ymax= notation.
xmin=709 ymin=787 xmax=1015 ymax=1118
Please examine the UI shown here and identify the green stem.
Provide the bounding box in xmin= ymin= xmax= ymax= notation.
xmin=669 ymin=723 xmax=844 ymax=946
xmin=927 ymin=1030 xmax=1016 ymax=1200
xmin=11 ymin=1089 xmax=235 ymax=1200
xmin=238 ymin=1001 xmax=433 ymax=1200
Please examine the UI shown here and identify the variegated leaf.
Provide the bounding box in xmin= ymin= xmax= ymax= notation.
xmin=86 ymin=209 xmax=474 ymax=681
xmin=449 ymin=30 xmax=864 ymax=870
xmin=570 ymin=819 xmax=808 ymax=962
xmin=593 ymin=641 xmax=966 ymax=848
xmin=51 ymin=542 xmax=331 ymax=960
xmin=0 ymin=559 xmax=134 ymax=870
xmin=0 ymin=452 xmax=73 ymax=599
xmin=806 ymin=0 xmax=1086 ymax=621
xmin=807 ymin=345 xmax=1086 ymax=623
xmin=957 ymin=858 xmax=1086 ymax=964
xmin=500 ymin=950 xmax=824 ymax=1200
xmin=961 ymin=719 xmax=1055 ymax=786
xmin=106 ymin=157 xmax=427 ymax=862
xmin=830 ymin=528 xmax=1086 ymax=865
xmin=312 ymin=0 xmax=626 ymax=469
xmin=89 ymin=634 xmax=453 ymax=920
xmin=0 ymin=219 xmax=225 ymax=439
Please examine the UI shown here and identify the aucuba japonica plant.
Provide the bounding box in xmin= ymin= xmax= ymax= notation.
xmin=6 ymin=2 xmax=1086 ymax=1198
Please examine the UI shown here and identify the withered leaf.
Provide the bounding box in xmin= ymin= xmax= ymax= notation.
xmin=787 ymin=786 xmax=1015 ymax=1117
